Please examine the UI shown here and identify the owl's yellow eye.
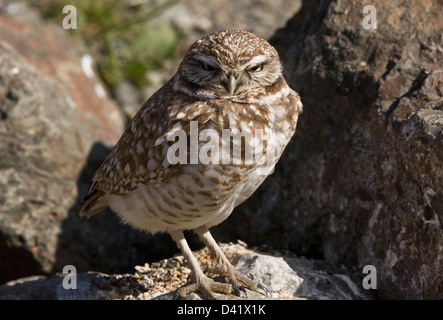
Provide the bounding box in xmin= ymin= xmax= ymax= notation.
xmin=202 ymin=63 xmax=217 ymax=71
xmin=249 ymin=64 xmax=263 ymax=72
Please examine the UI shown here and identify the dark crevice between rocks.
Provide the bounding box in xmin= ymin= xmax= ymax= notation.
xmin=54 ymin=142 xmax=180 ymax=279
xmin=385 ymin=69 xmax=430 ymax=117
xmin=0 ymin=233 xmax=45 ymax=285
xmin=0 ymin=109 xmax=7 ymax=120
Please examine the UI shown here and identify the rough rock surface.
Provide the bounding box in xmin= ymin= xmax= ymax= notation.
xmin=0 ymin=2 xmax=134 ymax=285
xmin=0 ymin=1 xmax=123 ymax=142
xmin=217 ymin=0 xmax=443 ymax=299
xmin=0 ymin=243 xmax=372 ymax=300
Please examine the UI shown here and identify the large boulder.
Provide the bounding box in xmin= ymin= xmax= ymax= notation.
xmin=217 ymin=0 xmax=443 ymax=299
xmin=0 ymin=4 xmax=153 ymax=285
xmin=0 ymin=243 xmax=372 ymax=300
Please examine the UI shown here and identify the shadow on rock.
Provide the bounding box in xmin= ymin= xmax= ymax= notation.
xmin=54 ymin=142 xmax=178 ymax=277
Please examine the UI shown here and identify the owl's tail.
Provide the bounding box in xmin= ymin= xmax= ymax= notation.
xmin=79 ymin=189 xmax=108 ymax=219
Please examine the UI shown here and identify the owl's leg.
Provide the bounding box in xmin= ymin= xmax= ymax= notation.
xmin=169 ymin=229 xmax=232 ymax=299
xmin=194 ymin=226 xmax=260 ymax=295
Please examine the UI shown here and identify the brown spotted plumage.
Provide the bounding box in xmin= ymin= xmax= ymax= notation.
xmin=80 ymin=30 xmax=302 ymax=299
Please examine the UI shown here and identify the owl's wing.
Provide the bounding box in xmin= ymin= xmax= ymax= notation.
xmin=79 ymin=80 xmax=214 ymax=218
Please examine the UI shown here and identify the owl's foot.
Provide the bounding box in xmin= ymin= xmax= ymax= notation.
xmin=193 ymin=226 xmax=269 ymax=297
xmin=177 ymin=274 xmax=232 ymax=300
xmin=204 ymin=265 xmax=268 ymax=297
xmin=170 ymin=229 xmax=235 ymax=300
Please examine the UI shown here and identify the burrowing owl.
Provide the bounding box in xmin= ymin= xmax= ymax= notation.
xmin=80 ymin=30 xmax=302 ymax=299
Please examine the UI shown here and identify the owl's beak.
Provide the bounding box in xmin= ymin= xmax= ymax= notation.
xmin=227 ymin=75 xmax=237 ymax=96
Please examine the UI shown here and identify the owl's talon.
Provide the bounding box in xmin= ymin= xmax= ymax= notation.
xmin=239 ymin=286 xmax=248 ymax=298
xmin=231 ymin=285 xmax=248 ymax=298
xmin=231 ymin=286 xmax=243 ymax=297
xmin=257 ymin=283 xmax=269 ymax=296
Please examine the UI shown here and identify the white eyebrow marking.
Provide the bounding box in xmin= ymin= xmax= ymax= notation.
xmin=243 ymin=55 xmax=268 ymax=69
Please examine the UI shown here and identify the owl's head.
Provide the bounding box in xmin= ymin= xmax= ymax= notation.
xmin=177 ymin=30 xmax=284 ymax=102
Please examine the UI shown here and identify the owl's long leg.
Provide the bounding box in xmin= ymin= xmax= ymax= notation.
xmin=169 ymin=229 xmax=232 ymax=299
xmin=193 ymin=226 xmax=259 ymax=293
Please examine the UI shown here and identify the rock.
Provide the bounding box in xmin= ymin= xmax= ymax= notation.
xmin=216 ymin=0 xmax=443 ymax=299
xmin=179 ymin=0 xmax=302 ymax=40
xmin=0 ymin=3 xmax=165 ymax=285
xmin=0 ymin=1 xmax=123 ymax=143
xmin=114 ymin=81 xmax=142 ymax=121
xmin=0 ymin=243 xmax=373 ymax=300
xmin=0 ymin=40 xmax=88 ymax=284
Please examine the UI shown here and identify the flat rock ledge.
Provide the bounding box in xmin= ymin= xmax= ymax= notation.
xmin=0 ymin=243 xmax=373 ymax=300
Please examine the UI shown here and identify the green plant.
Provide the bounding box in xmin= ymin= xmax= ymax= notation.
xmin=31 ymin=0 xmax=182 ymax=92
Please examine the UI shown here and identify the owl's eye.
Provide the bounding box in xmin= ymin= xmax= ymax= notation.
xmin=202 ymin=63 xmax=218 ymax=71
xmin=249 ymin=64 xmax=264 ymax=72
